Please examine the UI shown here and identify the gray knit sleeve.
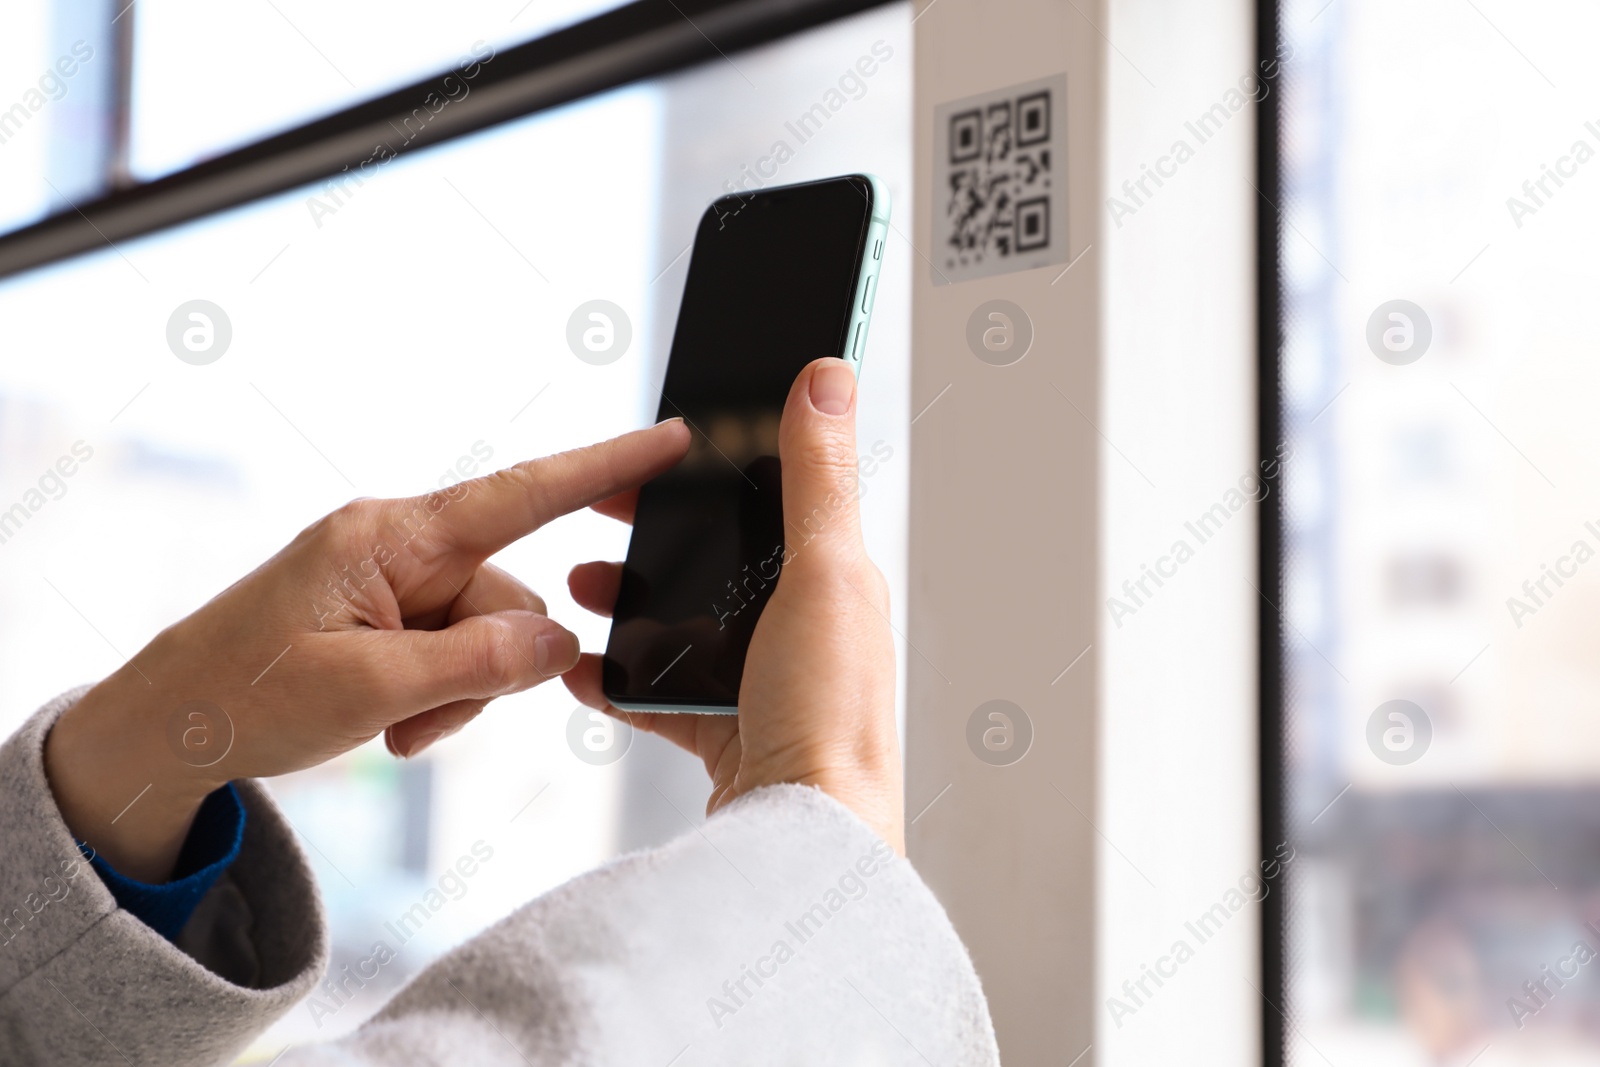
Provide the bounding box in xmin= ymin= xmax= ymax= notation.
xmin=287 ymin=782 xmax=999 ymax=1066
xmin=0 ymin=687 xmax=329 ymax=1067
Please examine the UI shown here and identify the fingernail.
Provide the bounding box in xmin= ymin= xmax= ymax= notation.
xmin=403 ymin=729 xmax=444 ymax=759
xmin=535 ymin=630 xmax=579 ymax=674
xmin=809 ymin=359 xmax=856 ymax=416
xmin=654 ymin=416 xmax=685 ymax=427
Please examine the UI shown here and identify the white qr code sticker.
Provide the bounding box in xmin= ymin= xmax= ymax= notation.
xmin=932 ymin=74 xmax=1068 ymax=285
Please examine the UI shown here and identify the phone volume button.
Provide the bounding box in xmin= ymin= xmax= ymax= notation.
xmin=852 ymin=322 xmax=864 ymax=359
xmin=861 ymin=275 xmax=875 ymax=314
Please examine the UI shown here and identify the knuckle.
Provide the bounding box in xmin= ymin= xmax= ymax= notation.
xmin=793 ymin=433 xmax=857 ymax=480
xmin=333 ymin=497 xmax=380 ymax=529
xmin=494 ymin=464 xmax=550 ymax=527
xmin=298 ymin=497 xmax=376 ymax=548
xmin=466 ymin=619 xmax=523 ymax=695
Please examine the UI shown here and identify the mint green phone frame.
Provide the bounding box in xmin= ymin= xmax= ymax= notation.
xmin=845 ymin=172 xmax=891 ymax=377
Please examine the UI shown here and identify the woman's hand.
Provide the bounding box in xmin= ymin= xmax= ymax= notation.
xmin=44 ymin=420 xmax=690 ymax=882
xmin=564 ymin=359 xmax=904 ymax=852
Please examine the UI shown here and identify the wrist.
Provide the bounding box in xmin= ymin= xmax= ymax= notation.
xmin=45 ymin=667 xmax=223 ymax=882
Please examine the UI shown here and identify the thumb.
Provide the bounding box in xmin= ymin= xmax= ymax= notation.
xmin=778 ymin=358 xmax=864 ymax=562
xmin=351 ymin=610 xmax=582 ymax=718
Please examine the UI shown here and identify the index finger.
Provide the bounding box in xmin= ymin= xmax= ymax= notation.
xmin=430 ymin=418 xmax=689 ymax=555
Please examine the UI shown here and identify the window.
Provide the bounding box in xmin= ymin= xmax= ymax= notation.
xmin=1275 ymin=0 xmax=1596 ymax=1061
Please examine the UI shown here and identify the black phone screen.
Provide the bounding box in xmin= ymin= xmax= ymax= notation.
xmin=602 ymin=175 xmax=877 ymax=710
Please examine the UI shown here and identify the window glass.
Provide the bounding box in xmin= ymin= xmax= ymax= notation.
xmin=0 ymin=3 xmax=910 ymax=1052
xmin=1280 ymin=0 xmax=1600 ymax=1061
xmin=0 ymin=2 xmax=107 ymax=232
xmin=128 ymin=0 xmax=629 ymax=178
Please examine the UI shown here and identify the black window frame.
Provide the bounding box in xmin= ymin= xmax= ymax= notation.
xmin=1255 ymin=0 xmax=1287 ymax=1063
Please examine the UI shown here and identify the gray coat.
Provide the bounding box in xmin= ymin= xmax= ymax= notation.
xmin=0 ymin=688 xmax=999 ymax=1065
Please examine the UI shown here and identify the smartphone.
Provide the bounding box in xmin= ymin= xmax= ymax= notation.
xmin=602 ymin=173 xmax=890 ymax=714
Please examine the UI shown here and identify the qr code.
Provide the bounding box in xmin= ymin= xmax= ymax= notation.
xmin=933 ymin=74 xmax=1068 ymax=284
